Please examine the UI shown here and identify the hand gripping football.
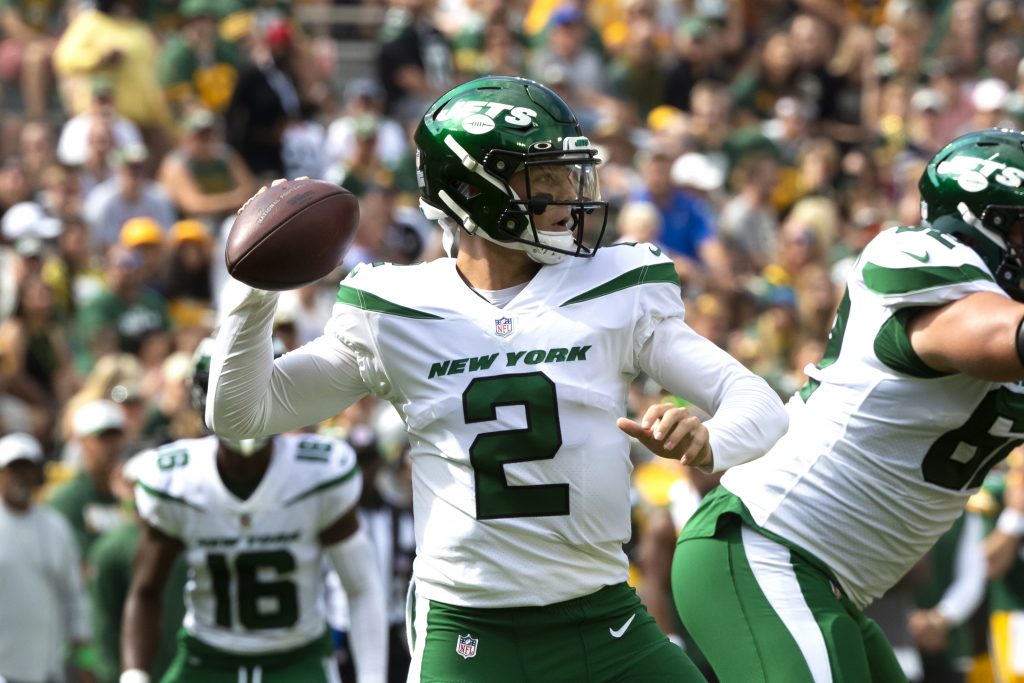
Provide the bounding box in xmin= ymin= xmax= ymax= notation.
xmin=225 ymin=178 xmax=360 ymax=291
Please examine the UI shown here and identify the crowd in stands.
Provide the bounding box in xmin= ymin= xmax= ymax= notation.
xmin=0 ymin=0 xmax=1022 ymax=681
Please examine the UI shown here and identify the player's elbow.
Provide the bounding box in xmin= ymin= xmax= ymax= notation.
xmin=206 ymin=399 xmax=266 ymax=440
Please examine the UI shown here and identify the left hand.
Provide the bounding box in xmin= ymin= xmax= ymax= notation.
xmin=617 ymin=402 xmax=712 ymax=468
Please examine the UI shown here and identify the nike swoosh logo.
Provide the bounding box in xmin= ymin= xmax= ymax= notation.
xmin=902 ymin=250 xmax=930 ymax=263
xmin=649 ymin=245 xmax=662 ymax=256
xmin=609 ymin=613 xmax=636 ymax=638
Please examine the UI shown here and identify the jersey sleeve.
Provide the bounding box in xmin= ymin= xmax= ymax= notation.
xmin=855 ymin=227 xmax=1005 ymax=310
xmin=208 ymin=280 xmax=371 ymax=440
xmin=133 ymin=448 xmax=192 ymax=539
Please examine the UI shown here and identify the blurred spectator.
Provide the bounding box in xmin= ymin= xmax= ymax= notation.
xmin=76 ymin=244 xmax=169 ymax=363
xmin=276 ymin=280 xmax=335 ymax=346
xmin=326 ymin=77 xmax=408 ymax=170
xmin=0 ymin=155 xmax=31 ymax=212
xmin=662 ymin=16 xmax=727 ymax=115
xmin=137 ymin=349 xmax=205 ymax=446
xmin=0 ymin=198 xmax=59 ymax=241
xmin=162 ymin=218 xmax=213 ymax=328
xmin=326 ymin=114 xmax=395 ymax=195
xmin=84 ymin=142 xmax=175 ymax=251
xmin=0 ymin=272 xmax=76 ymax=435
xmin=18 ymin=119 xmax=54 ymax=192
xmin=53 ymin=0 xmax=172 ymax=150
xmin=118 ymin=215 xmax=165 ymax=290
xmin=970 ymin=77 xmax=1011 ymax=130
xmin=38 ymin=162 xmax=82 ymax=219
xmin=377 ymin=0 xmax=454 ymax=119
xmin=225 ymin=18 xmax=305 ymax=178
xmin=719 ymin=153 xmax=780 ymax=275
xmin=0 ymin=432 xmax=92 ymax=683
xmin=0 ymin=0 xmax=60 ymax=120
xmin=156 ymin=108 xmax=255 ymax=221
xmin=632 ymin=149 xmax=731 ymax=291
xmin=61 ymin=351 xmax=141 ymax=442
xmin=49 ymin=398 xmax=126 ymax=555
xmin=527 ymin=4 xmax=606 ymax=107
xmin=788 ymin=13 xmax=843 ymax=125
xmin=454 ymin=13 xmax=525 ymax=80
xmin=88 ymin=454 xmax=187 ymax=683
xmin=57 ymin=74 xmax=143 ymax=166
xmin=605 ymin=0 xmax=664 ymax=120
xmin=908 ymin=512 xmax=987 ymax=683
xmin=732 ymin=30 xmax=798 ymax=123
xmin=158 ymin=0 xmax=242 ymax=115
xmin=615 ymin=200 xmax=662 ymax=246
xmin=78 ymin=117 xmax=116 ymax=195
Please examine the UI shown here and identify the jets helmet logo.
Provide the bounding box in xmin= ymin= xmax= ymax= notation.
xmin=436 ymin=100 xmax=539 ymax=133
xmin=936 ymin=153 xmax=1024 ymax=193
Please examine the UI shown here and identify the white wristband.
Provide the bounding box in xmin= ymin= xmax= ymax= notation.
xmin=119 ymin=669 xmax=151 ymax=683
xmin=997 ymin=508 xmax=1024 ymax=537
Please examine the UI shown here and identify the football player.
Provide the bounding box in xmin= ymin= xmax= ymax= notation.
xmin=207 ymin=76 xmax=787 ymax=682
xmin=674 ymin=127 xmax=1024 ymax=682
xmin=119 ymin=338 xmax=387 ymax=683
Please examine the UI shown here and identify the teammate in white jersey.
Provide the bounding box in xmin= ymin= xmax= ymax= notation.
xmin=207 ymin=76 xmax=786 ymax=683
xmin=120 ymin=339 xmax=387 ymax=683
xmin=674 ymin=128 xmax=1024 ymax=683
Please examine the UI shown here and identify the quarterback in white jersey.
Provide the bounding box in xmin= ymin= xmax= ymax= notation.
xmin=120 ymin=341 xmax=387 ymax=683
xmin=675 ymin=129 xmax=1024 ymax=683
xmin=208 ymin=77 xmax=786 ymax=682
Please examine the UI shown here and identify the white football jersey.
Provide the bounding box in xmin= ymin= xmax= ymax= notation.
xmin=724 ymin=226 xmax=1024 ymax=609
xmin=329 ymin=243 xmax=683 ymax=607
xmin=134 ymin=433 xmax=361 ymax=653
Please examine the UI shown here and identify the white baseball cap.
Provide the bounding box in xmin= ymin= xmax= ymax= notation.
xmin=73 ymin=399 xmax=126 ymax=438
xmin=1 ymin=202 xmax=61 ymax=241
xmin=0 ymin=432 xmax=43 ymax=468
xmin=671 ymin=152 xmax=725 ymax=192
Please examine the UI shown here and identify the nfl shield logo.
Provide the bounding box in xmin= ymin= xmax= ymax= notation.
xmin=456 ymin=634 xmax=478 ymax=659
xmin=494 ymin=317 xmax=513 ymax=337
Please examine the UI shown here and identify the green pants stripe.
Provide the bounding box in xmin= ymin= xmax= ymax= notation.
xmin=406 ymin=581 xmax=706 ymax=682
xmin=673 ymin=515 xmax=907 ymax=683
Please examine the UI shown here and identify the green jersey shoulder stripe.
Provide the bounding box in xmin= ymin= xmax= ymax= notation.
xmin=862 ymin=262 xmax=993 ymax=295
xmin=336 ymin=285 xmax=444 ymax=319
xmin=560 ymin=262 xmax=678 ymax=307
xmin=136 ymin=481 xmax=204 ymax=511
xmin=284 ymin=466 xmax=360 ymax=506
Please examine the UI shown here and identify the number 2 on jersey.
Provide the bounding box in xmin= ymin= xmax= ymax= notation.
xmin=207 ymin=550 xmax=299 ymax=630
xmin=464 ymin=372 xmax=569 ymax=520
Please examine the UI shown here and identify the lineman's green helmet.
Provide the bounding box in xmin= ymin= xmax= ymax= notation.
xmin=919 ymin=128 xmax=1024 ymax=299
xmin=414 ymin=76 xmax=608 ymax=264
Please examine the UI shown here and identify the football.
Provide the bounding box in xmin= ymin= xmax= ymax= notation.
xmin=225 ymin=179 xmax=360 ymax=291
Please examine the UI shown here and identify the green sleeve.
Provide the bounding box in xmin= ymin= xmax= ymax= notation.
xmin=88 ymin=529 xmax=133 ymax=683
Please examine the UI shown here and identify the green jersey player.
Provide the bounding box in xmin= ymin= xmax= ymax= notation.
xmin=674 ymin=128 xmax=1024 ymax=683
xmin=207 ymin=76 xmax=787 ymax=683
xmin=119 ymin=339 xmax=388 ymax=683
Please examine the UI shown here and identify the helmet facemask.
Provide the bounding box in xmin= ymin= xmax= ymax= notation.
xmin=491 ymin=143 xmax=608 ymax=264
xmin=979 ymin=204 xmax=1024 ymax=300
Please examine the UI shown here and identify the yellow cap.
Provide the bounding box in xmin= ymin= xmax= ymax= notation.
xmin=119 ymin=217 xmax=164 ymax=248
xmin=170 ymin=219 xmax=211 ymax=245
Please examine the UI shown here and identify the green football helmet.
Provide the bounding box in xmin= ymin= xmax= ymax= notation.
xmin=919 ymin=128 xmax=1024 ymax=300
xmin=414 ymin=76 xmax=608 ymax=264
